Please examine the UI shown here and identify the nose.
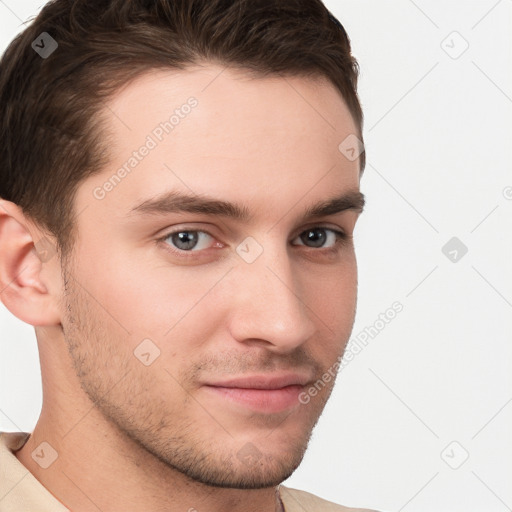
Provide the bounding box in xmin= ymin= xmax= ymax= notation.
xmin=226 ymin=245 xmax=317 ymax=354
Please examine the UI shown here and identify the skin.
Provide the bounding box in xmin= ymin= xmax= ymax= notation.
xmin=0 ymin=63 xmax=364 ymax=512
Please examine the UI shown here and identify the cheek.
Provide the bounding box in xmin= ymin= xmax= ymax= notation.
xmin=308 ymin=253 xmax=357 ymax=320
xmin=304 ymin=256 xmax=358 ymax=359
xmin=77 ymin=245 xmax=225 ymax=341
xmin=64 ymin=273 xmax=191 ymax=412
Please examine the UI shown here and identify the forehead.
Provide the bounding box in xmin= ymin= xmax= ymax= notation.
xmin=106 ymin=63 xmax=355 ymax=127
xmin=80 ymin=64 xmax=360 ymax=222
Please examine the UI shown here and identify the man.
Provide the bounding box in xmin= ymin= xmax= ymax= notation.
xmin=0 ymin=0 xmax=375 ymax=510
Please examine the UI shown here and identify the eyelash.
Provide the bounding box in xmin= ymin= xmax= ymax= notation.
xmin=156 ymin=226 xmax=350 ymax=260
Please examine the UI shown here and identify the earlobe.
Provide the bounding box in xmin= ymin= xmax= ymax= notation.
xmin=0 ymin=199 xmax=62 ymax=327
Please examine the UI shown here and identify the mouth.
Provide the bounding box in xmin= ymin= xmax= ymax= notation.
xmin=201 ymin=373 xmax=312 ymax=414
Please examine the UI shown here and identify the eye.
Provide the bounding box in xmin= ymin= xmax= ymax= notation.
xmin=292 ymin=227 xmax=347 ymax=250
xmin=159 ymin=229 xmax=217 ymax=255
xmin=157 ymin=226 xmax=349 ymax=260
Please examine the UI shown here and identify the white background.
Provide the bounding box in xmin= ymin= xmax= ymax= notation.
xmin=1 ymin=1 xmax=511 ymax=511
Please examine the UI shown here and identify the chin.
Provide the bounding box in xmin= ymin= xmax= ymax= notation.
xmin=143 ymin=427 xmax=312 ymax=490
xmin=178 ymin=448 xmax=306 ymax=489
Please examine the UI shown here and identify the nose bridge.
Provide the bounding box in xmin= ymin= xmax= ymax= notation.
xmin=228 ymin=240 xmax=317 ymax=350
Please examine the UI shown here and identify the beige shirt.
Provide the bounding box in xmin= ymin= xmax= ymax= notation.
xmin=0 ymin=431 xmax=375 ymax=512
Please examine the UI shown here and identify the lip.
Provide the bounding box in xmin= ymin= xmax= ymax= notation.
xmin=201 ymin=372 xmax=312 ymax=413
xmin=204 ymin=372 xmax=312 ymax=389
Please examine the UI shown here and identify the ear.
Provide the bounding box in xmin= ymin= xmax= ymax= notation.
xmin=0 ymin=199 xmax=62 ymax=326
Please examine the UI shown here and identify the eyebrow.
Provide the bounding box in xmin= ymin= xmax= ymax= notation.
xmin=127 ymin=189 xmax=365 ymax=221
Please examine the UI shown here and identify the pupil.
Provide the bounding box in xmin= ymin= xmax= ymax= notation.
xmin=173 ymin=231 xmax=198 ymax=250
xmin=303 ymin=229 xmax=325 ymax=248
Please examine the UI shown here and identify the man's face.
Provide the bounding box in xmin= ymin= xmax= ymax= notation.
xmin=60 ymin=64 xmax=363 ymax=488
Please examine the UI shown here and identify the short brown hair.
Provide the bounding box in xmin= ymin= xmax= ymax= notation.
xmin=0 ymin=0 xmax=365 ymax=260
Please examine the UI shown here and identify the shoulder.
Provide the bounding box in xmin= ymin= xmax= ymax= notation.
xmin=0 ymin=431 xmax=70 ymax=511
xmin=280 ymin=485 xmax=379 ymax=512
